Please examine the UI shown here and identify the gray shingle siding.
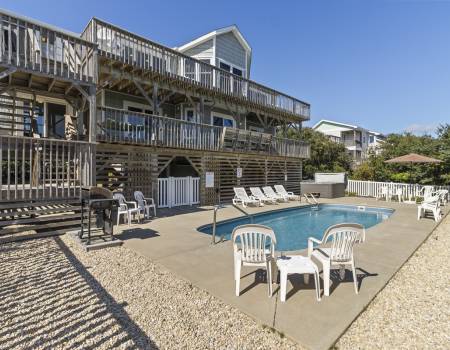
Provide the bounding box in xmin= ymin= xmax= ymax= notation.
xmin=215 ymin=32 xmax=246 ymax=72
xmin=183 ymin=39 xmax=213 ymax=59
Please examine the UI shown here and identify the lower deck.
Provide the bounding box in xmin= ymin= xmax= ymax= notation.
xmin=96 ymin=143 xmax=303 ymax=206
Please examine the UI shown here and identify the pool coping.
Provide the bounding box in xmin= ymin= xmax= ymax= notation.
xmin=117 ymin=197 xmax=448 ymax=350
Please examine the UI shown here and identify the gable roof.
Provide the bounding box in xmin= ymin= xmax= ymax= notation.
xmin=175 ymin=25 xmax=251 ymax=54
xmin=312 ymin=119 xmax=359 ymax=131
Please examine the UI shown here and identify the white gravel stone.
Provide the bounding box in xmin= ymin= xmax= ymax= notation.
xmin=336 ymin=212 xmax=450 ymax=350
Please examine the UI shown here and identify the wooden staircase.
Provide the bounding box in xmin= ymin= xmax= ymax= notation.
xmin=0 ymin=198 xmax=84 ymax=244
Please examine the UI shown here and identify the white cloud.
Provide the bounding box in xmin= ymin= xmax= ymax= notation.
xmin=404 ymin=123 xmax=437 ymax=135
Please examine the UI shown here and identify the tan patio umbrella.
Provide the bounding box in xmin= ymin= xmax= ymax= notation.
xmin=384 ymin=153 xmax=443 ymax=165
xmin=384 ymin=153 xmax=442 ymax=200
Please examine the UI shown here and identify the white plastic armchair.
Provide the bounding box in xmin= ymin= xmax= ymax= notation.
xmin=274 ymin=185 xmax=300 ymax=201
xmin=250 ymin=187 xmax=277 ymax=204
xmin=113 ymin=193 xmax=141 ymax=226
xmin=262 ymin=186 xmax=288 ymax=202
xmin=418 ymin=195 xmax=442 ymax=222
xmin=232 ymin=187 xmax=261 ymax=208
xmin=308 ymin=223 xmax=364 ymax=296
xmin=134 ymin=191 xmax=156 ymax=219
xmin=232 ymin=224 xmax=277 ymax=297
xmin=396 ymin=188 xmax=403 ymax=202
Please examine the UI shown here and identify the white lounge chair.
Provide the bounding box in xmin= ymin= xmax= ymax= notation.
xmin=233 ymin=187 xmax=261 ymax=208
xmin=262 ymin=186 xmax=288 ymax=202
xmin=418 ymin=195 xmax=442 ymax=222
xmin=308 ymin=223 xmax=364 ymax=296
xmin=250 ymin=187 xmax=277 ymax=204
xmin=134 ymin=191 xmax=156 ymax=219
xmin=232 ymin=224 xmax=277 ymax=297
xmin=274 ymin=185 xmax=300 ymax=201
xmin=113 ymin=193 xmax=141 ymax=226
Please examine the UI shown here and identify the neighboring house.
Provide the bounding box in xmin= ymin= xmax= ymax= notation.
xmin=368 ymin=131 xmax=386 ymax=155
xmin=312 ymin=120 xmax=385 ymax=162
xmin=0 ymin=9 xmax=311 ymax=212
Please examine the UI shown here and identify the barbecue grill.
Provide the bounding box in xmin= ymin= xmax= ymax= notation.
xmin=80 ymin=187 xmax=119 ymax=245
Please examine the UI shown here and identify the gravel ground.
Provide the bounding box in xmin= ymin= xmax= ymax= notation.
xmin=336 ymin=212 xmax=450 ymax=350
xmin=0 ymin=235 xmax=300 ymax=350
xmin=1 ymin=213 xmax=448 ymax=350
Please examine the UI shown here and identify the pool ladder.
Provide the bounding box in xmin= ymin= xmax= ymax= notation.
xmin=211 ymin=204 xmax=254 ymax=245
xmin=304 ymin=193 xmax=319 ymax=210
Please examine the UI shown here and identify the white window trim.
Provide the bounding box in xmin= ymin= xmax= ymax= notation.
xmin=211 ymin=111 xmax=235 ymax=128
xmin=217 ymin=58 xmax=245 ymax=77
xmin=123 ymin=100 xmax=153 ymax=114
xmin=182 ymin=105 xmax=200 ymax=123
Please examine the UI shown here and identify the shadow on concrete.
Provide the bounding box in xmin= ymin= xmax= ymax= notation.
xmin=117 ymin=227 xmax=160 ymax=241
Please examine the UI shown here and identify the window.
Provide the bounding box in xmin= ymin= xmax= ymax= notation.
xmin=232 ymin=67 xmax=243 ymax=77
xmin=47 ymin=103 xmax=66 ymax=139
xmin=213 ymin=115 xmax=234 ymax=127
xmin=127 ymin=106 xmax=152 ymax=115
xmin=219 ymin=61 xmax=231 ymax=72
xmin=218 ymin=59 xmax=245 ymax=78
xmin=369 ymin=135 xmax=374 ymax=143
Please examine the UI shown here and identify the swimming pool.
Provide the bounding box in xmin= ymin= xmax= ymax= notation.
xmin=199 ymin=204 xmax=394 ymax=251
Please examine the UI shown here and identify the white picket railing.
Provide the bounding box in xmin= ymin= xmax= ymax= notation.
xmin=347 ymin=179 xmax=450 ymax=199
xmin=158 ymin=176 xmax=200 ymax=208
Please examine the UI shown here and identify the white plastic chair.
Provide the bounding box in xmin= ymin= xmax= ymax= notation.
xmin=134 ymin=191 xmax=156 ymax=219
xmin=113 ymin=193 xmax=140 ymax=226
xmin=232 ymin=187 xmax=261 ymax=208
xmin=250 ymin=187 xmax=277 ymax=204
xmin=308 ymin=223 xmax=364 ymax=296
xmin=396 ymin=188 xmax=403 ymax=202
xmin=232 ymin=224 xmax=277 ymax=297
xmin=262 ymin=186 xmax=288 ymax=202
xmin=377 ymin=187 xmax=392 ymax=201
xmin=418 ymin=195 xmax=442 ymax=222
xmin=274 ymin=185 xmax=300 ymax=201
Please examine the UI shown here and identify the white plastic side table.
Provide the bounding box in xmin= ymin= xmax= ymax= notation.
xmin=276 ymin=255 xmax=321 ymax=302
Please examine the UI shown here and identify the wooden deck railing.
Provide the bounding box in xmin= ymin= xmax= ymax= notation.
xmin=83 ymin=18 xmax=310 ymax=119
xmin=97 ymin=107 xmax=310 ymax=158
xmin=0 ymin=9 xmax=97 ymax=84
xmin=0 ymin=135 xmax=94 ymax=201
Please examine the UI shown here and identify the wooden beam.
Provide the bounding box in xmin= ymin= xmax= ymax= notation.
xmin=27 ymin=74 xmax=33 ymax=88
xmin=47 ymin=78 xmax=56 ymax=92
xmin=152 ymin=84 xmax=159 ymax=114
xmin=132 ymin=79 xmax=154 ymax=109
xmin=65 ymin=83 xmax=74 ymax=95
xmin=72 ymin=83 xmax=90 ymax=100
xmin=0 ymin=68 xmax=17 ymax=80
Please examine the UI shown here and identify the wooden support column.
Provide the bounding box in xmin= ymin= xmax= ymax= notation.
xmin=152 ymin=84 xmax=159 ymax=115
xmin=199 ymin=97 xmax=205 ymax=122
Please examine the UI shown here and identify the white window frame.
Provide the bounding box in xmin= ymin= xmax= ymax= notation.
xmin=182 ymin=106 xmax=200 ymax=124
xmin=211 ymin=111 xmax=235 ymax=128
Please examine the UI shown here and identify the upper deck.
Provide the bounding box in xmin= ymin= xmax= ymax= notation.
xmin=0 ymin=9 xmax=97 ymax=85
xmin=82 ymin=18 xmax=310 ymax=121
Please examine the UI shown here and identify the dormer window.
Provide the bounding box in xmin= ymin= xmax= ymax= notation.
xmin=219 ymin=59 xmax=244 ymax=77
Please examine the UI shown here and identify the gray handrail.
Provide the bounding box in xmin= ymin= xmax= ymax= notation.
xmin=211 ymin=203 xmax=254 ymax=245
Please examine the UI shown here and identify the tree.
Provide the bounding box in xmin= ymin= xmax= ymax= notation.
xmin=352 ymin=124 xmax=450 ymax=185
xmin=284 ymin=127 xmax=352 ymax=179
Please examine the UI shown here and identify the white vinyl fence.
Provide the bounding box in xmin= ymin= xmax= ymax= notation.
xmin=158 ymin=176 xmax=200 ymax=208
xmin=347 ymin=179 xmax=450 ymax=199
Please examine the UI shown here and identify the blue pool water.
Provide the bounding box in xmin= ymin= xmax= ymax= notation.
xmin=199 ymin=204 xmax=394 ymax=251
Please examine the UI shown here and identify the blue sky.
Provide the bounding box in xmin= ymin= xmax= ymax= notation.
xmin=2 ymin=0 xmax=450 ymax=134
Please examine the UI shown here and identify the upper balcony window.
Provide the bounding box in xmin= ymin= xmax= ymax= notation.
xmin=219 ymin=60 xmax=244 ymax=77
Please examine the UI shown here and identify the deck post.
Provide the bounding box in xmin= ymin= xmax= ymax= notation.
xmin=88 ymin=86 xmax=97 ymax=143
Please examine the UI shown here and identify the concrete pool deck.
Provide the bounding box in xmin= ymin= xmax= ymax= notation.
xmin=116 ymin=197 xmax=448 ymax=350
